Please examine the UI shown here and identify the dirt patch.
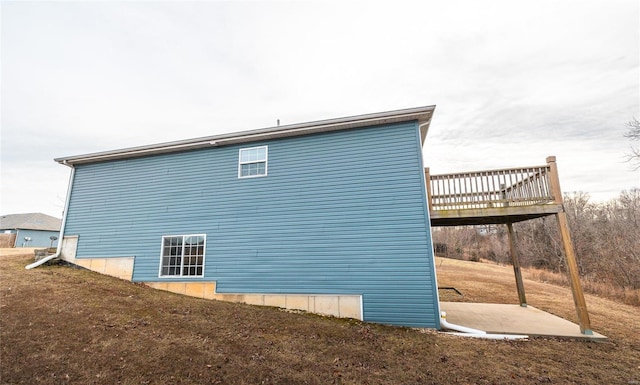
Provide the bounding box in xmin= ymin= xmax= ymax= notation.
xmin=1 ymin=254 xmax=639 ymax=384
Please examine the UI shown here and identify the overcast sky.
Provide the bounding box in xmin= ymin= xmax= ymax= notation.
xmin=2 ymin=0 xmax=639 ymax=218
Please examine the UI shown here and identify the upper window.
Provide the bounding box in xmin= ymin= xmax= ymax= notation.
xmin=238 ymin=146 xmax=268 ymax=178
xmin=159 ymin=234 xmax=206 ymax=277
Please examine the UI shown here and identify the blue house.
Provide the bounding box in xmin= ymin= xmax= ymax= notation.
xmin=0 ymin=213 xmax=61 ymax=248
xmin=50 ymin=106 xmax=440 ymax=328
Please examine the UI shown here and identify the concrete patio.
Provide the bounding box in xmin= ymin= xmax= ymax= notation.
xmin=440 ymin=302 xmax=607 ymax=340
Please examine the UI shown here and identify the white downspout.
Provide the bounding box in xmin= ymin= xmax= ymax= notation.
xmin=444 ymin=331 xmax=529 ymax=340
xmin=440 ymin=311 xmax=529 ymax=340
xmin=26 ymin=167 xmax=75 ymax=269
xmin=418 ymin=121 xmax=442 ymax=330
xmin=440 ymin=312 xmax=486 ymax=334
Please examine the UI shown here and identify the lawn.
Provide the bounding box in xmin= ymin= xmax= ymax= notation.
xmin=1 ymin=253 xmax=638 ymax=384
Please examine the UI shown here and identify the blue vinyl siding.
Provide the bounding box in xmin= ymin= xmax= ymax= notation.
xmin=64 ymin=121 xmax=439 ymax=327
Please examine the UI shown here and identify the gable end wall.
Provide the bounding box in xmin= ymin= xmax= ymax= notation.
xmin=63 ymin=121 xmax=438 ymax=327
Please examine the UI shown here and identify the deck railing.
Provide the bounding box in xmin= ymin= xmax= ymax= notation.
xmin=426 ymin=158 xmax=560 ymax=211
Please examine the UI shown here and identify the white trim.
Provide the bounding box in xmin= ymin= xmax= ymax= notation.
xmin=158 ymin=234 xmax=207 ymax=278
xmin=54 ymin=106 xmax=435 ymax=166
xmin=58 ymin=168 xmax=76 ymax=251
xmin=238 ymin=145 xmax=268 ymax=179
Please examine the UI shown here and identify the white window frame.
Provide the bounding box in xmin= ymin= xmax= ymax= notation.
xmin=238 ymin=145 xmax=268 ymax=178
xmin=158 ymin=234 xmax=206 ymax=278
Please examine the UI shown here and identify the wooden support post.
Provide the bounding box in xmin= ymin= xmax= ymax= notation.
xmin=425 ymin=167 xmax=433 ymax=214
xmin=547 ymin=156 xmax=562 ymax=205
xmin=547 ymin=156 xmax=593 ymax=334
xmin=500 ymin=183 xmax=527 ymax=306
xmin=507 ymin=223 xmax=527 ymax=307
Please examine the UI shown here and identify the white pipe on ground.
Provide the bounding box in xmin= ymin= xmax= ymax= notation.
xmin=444 ymin=332 xmax=529 ymax=340
xmin=440 ymin=311 xmax=529 ymax=340
xmin=25 ymin=250 xmax=61 ymax=269
xmin=440 ymin=311 xmax=486 ymax=334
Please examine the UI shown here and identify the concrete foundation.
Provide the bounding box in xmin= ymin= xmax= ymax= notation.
xmin=145 ymin=281 xmax=362 ymax=320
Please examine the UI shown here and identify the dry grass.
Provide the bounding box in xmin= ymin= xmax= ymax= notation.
xmin=521 ymin=265 xmax=640 ymax=307
xmin=1 ymin=253 xmax=639 ymax=385
xmin=0 ymin=248 xmax=37 ymax=257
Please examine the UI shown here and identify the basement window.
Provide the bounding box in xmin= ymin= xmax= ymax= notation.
xmin=238 ymin=146 xmax=268 ymax=178
xmin=159 ymin=235 xmax=206 ymax=277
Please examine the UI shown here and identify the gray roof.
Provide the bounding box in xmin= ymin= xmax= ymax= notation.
xmin=54 ymin=105 xmax=435 ymax=166
xmin=0 ymin=213 xmax=61 ymax=231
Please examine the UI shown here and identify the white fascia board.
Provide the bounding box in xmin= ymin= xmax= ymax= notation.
xmin=55 ymin=105 xmax=435 ymax=166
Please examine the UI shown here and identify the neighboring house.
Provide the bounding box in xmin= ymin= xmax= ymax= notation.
xmin=0 ymin=213 xmax=61 ymax=248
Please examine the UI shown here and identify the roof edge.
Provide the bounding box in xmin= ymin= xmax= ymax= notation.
xmin=55 ymin=105 xmax=435 ymax=166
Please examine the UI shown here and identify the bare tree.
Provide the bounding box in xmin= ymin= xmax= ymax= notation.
xmin=625 ymin=118 xmax=640 ymax=170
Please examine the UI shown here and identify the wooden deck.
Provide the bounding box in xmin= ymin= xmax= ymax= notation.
xmin=426 ymin=157 xmax=562 ymax=226
xmin=426 ymin=156 xmax=594 ymax=335
xmin=430 ymin=204 xmax=563 ymax=226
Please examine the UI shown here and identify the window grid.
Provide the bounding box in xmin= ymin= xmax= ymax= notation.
xmin=159 ymin=234 xmax=205 ymax=277
xmin=239 ymin=146 xmax=268 ymax=178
